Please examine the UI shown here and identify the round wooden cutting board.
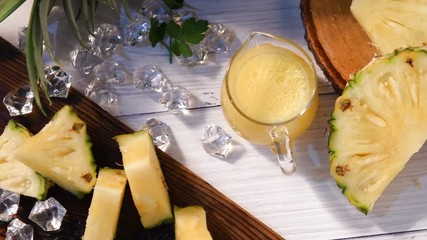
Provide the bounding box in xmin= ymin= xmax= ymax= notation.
xmin=301 ymin=0 xmax=380 ymax=93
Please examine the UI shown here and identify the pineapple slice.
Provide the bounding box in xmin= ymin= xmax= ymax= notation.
xmin=351 ymin=0 xmax=427 ymax=55
xmin=0 ymin=120 xmax=48 ymax=199
xmin=14 ymin=105 xmax=97 ymax=198
xmin=82 ymin=168 xmax=127 ymax=240
xmin=328 ymin=47 xmax=427 ymax=214
xmin=114 ymin=130 xmax=173 ymax=229
xmin=174 ymin=206 xmax=213 ymax=240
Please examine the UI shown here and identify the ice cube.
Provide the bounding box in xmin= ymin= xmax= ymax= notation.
xmin=88 ymin=23 xmax=123 ymax=56
xmin=6 ymin=218 xmax=33 ymax=240
xmin=159 ymin=85 xmax=191 ymax=113
xmin=0 ymin=189 xmax=20 ymax=222
xmin=143 ymin=118 xmax=172 ymax=149
xmin=43 ymin=65 xmax=71 ymax=98
xmin=28 ymin=197 xmax=67 ymax=232
xmin=201 ymin=124 xmax=232 ymax=159
xmin=3 ymin=85 xmax=34 ymax=117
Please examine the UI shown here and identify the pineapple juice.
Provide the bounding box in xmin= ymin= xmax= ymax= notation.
xmin=221 ymin=43 xmax=318 ymax=145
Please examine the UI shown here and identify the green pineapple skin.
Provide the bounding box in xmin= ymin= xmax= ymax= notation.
xmin=328 ymin=47 xmax=427 ymax=214
xmin=14 ymin=105 xmax=97 ymax=199
xmin=0 ymin=120 xmax=49 ymax=200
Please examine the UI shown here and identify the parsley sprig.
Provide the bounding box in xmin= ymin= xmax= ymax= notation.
xmin=149 ymin=11 xmax=209 ymax=63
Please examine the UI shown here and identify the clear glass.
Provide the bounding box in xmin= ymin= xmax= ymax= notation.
xmin=221 ymin=32 xmax=318 ymax=174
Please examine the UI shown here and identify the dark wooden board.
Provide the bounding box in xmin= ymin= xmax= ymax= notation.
xmin=0 ymin=37 xmax=284 ymax=240
xmin=300 ymin=0 xmax=380 ymax=93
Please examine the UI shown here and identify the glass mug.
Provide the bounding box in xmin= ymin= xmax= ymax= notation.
xmin=221 ymin=32 xmax=318 ymax=174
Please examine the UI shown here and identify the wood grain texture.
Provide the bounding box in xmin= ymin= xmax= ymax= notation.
xmin=0 ymin=37 xmax=283 ymax=240
xmin=300 ymin=0 xmax=379 ymax=93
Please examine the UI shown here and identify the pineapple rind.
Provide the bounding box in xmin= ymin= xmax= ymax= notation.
xmin=0 ymin=120 xmax=49 ymax=200
xmin=14 ymin=105 xmax=97 ymax=198
xmin=328 ymin=47 xmax=427 ymax=214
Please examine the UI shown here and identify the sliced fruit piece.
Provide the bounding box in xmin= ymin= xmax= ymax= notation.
xmin=82 ymin=168 xmax=127 ymax=240
xmin=351 ymin=0 xmax=427 ymax=55
xmin=0 ymin=120 xmax=48 ymax=199
xmin=114 ymin=130 xmax=173 ymax=229
xmin=328 ymin=47 xmax=427 ymax=214
xmin=14 ymin=105 xmax=97 ymax=198
xmin=174 ymin=206 xmax=213 ymax=240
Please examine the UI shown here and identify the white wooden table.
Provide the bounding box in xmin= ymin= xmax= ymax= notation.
xmin=2 ymin=1 xmax=427 ymax=239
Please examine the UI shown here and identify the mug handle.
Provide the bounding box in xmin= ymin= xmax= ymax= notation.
xmin=269 ymin=126 xmax=296 ymax=175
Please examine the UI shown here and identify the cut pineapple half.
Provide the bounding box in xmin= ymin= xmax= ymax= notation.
xmin=0 ymin=120 xmax=49 ymax=200
xmin=328 ymin=47 xmax=427 ymax=214
xmin=83 ymin=168 xmax=127 ymax=240
xmin=114 ymin=130 xmax=173 ymax=229
xmin=174 ymin=206 xmax=213 ymax=240
xmin=14 ymin=105 xmax=97 ymax=198
xmin=351 ymin=0 xmax=427 ymax=55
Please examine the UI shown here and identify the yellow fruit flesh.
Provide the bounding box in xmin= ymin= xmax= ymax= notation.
xmin=351 ymin=0 xmax=427 ymax=54
xmin=114 ymin=130 xmax=172 ymax=229
xmin=174 ymin=206 xmax=213 ymax=240
xmin=82 ymin=168 xmax=127 ymax=240
xmin=14 ymin=105 xmax=97 ymax=198
xmin=329 ymin=48 xmax=427 ymax=213
xmin=0 ymin=120 xmax=48 ymax=199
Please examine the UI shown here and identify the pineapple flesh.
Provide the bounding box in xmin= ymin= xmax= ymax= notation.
xmin=0 ymin=120 xmax=49 ymax=200
xmin=351 ymin=0 xmax=427 ymax=55
xmin=14 ymin=105 xmax=97 ymax=198
xmin=174 ymin=206 xmax=213 ymax=240
xmin=114 ymin=130 xmax=173 ymax=229
xmin=82 ymin=168 xmax=127 ymax=240
xmin=328 ymin=47 xmax=427 ymax=214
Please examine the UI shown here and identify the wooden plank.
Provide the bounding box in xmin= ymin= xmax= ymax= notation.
xmin=0 ymin=37 xmax=283 ymax=240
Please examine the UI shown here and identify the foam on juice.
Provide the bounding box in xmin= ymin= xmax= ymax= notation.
xmin=232 ymin=43 xmax=312 ymax=124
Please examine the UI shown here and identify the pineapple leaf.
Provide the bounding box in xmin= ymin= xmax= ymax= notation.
xmin=63 ymin=0 xmax=89 ymax=48
xmin=81 ymin=0 xmax=95 ymax=36
xmin=26 ymin=0 xmax=47 ymax=115
xmin=39 ymin=0 xmax=57 ymax=63
xmin=0 ymin=0 xmax=25 ymax=23
xmin=121 ymin=0 xmax=133 ymax=21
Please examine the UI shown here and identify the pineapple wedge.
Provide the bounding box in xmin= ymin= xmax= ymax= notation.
xmin=114 ymin=130 xmax=173 ymax=229
xmin=328 ymin=47 xmax=427 ymax=214
xmin=174 ymin=206 xmax=213 ymax=240
xmin=0 ymin=120 xmax=49 ymax=199
xmin=14 ymin=105 xmax=97 ymax=198
xmin=82 ymin=168 xmax=127 ymax=240
xmin=351 ymin=0 xmax=427 ymax=55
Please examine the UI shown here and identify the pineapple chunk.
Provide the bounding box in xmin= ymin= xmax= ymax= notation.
xmin=82 ymin=168 xmax=127 ymax=240
xmin=174 ymin=206 xmax=213 ymax=240
xmin=328 ymin=47 xmax=427 ymax=214
xmin=351 ymin=0 xmax=427 ymax=55
xmin=114 ymin=130 xmax=173 ymax=229
xmin=0 ymin=120 xmax=48 ymax=200
xmin=14 ymin=105 xmax=97 ymax=198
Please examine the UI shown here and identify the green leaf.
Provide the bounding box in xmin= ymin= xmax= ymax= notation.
xmin=162 ymin=0 xmax=183 ymax=9
xmin=39 ymin=0 xmax=57 ymax=63
xmin=121 ymin=0 xmax=133 ymax=21
xmin=178 ymin=41 xmax=192 ymax=57
xmin=81 ymin=0 xmax=95 ymax=36
xmin=166 ymin=20 xmax=181 ymax=39
xmin=181 ymin=17 xmax=208 ymax=44
xmin=0 ymin=0 xmax=25 ymax=23
xmin=149 ymin=19 xmax=167 ymax=47
xmin=170 ymin=39 xmax=181 ymax=56
xmin=63 ymin=0 xmax=89 ymax=48
xmin=25 ymin=0 xmax=46 ymax=115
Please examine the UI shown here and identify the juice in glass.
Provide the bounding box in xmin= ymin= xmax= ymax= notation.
xmin=221 ymin=32 xmax=318 ymax=174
